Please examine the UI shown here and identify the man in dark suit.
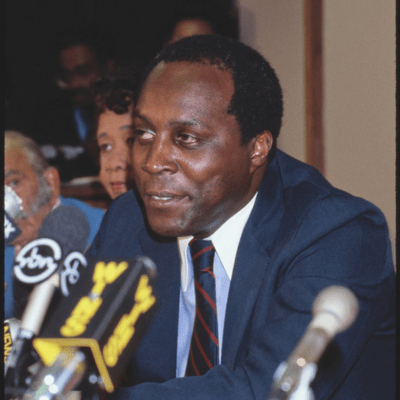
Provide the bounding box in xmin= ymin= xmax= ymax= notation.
xmin=86 ymin=35 xmax=395 ymax=399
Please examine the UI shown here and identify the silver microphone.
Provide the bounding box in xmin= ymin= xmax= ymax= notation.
xmin=5 ymin=185 xmax=27 ymax=221
xmin=22 ymin=348 xmax=87 ymax=400
xmin=267 ymin=285 xmax=359 ymax=400
xmin=4 ymin=185 xmax=27 ymax=246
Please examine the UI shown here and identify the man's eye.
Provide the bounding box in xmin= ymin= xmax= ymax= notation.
xmin=134 ymin=129 xmax=156 ymax=142
xmin=176 ymin=131 xmax=202 ymax=147
xmin=7 ymin=179 xmax=19 ymax=188
xmin=177 ymin=133 xmax=197 ymax=144
xmin=99 ymin=143 xmax=112 ymax=152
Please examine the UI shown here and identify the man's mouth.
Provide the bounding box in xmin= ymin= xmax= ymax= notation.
xmin=145 ymin=191 xmax=187 ymax=206
xmin=151 ymin=195 xmax=173 ymax=200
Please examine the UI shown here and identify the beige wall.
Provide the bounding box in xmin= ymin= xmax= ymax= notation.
xmin=237 ymin=0 xmax=396 ymax=261
xmin=238 ymin=0 xmax=306 ymax=162
xmin=323 ymin=0 xmax=396 ymax=261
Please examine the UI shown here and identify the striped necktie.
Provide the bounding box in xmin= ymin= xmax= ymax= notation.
xmin=185 ymin=239 xmax=219 ymax=376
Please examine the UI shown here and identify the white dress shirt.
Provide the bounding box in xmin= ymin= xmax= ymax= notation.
xmin=176 ymin=193 xmax=258 ymax=377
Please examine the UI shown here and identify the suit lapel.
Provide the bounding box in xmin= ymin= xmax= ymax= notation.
xmin=222 ymin=157 xmax=286 ymax=369
xmin=137 ymin=229 xmax=181 ymax=380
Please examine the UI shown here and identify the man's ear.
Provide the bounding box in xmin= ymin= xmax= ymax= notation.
xmin=250 ymin=130 xmax=273 ymax=170
xmin=43 ymin=167 xmax=61 ymax=205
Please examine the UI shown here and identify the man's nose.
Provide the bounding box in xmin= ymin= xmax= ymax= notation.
xmin=141 ymin=136 xmax=177 ymax=175
xmin=68 ymin=74 xmax=87 ymax=90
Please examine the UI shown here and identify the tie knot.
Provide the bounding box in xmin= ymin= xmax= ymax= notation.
xmin=189 ymin=239 xmax=215 ymax=274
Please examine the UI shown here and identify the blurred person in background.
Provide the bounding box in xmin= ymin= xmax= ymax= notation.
xmin=4 ymin=130 xmax=105 ymax=319
xmin=89 ymin=68 xmax=141 ymax=200
xmin=29 ymin=27 xmax=115 ymax=182
xmin=164 ymin=2 xmax=238 ymax=46
xmin=167 ymin=16 xmax=215 ymax=44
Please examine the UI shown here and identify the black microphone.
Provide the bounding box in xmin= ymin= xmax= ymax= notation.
xmin=267 ymin=286 xmax=359 ymax=400
xmin=35 ymin=205 xmax=91 ymax=298
xmin=5 ymin=206 xmax=90 ymax=392
xmin=28 ymin=257 xmax=158 ymax=398
xmin=12 ymin=205 xmax=90 ymax=334
xmin=4 ymin=185 xmax=26 ymax=246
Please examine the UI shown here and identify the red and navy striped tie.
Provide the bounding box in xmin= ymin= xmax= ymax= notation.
xmin=185 ymin=239 xmax=219 ymax=376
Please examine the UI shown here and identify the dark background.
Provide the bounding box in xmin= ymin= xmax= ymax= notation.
xmin=5 ymin=0 xmax=238 ymax=134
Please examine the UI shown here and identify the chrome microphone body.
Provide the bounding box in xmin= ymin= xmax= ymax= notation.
xmin=22 ymin=348 xmax=87 ymax=400
xmin=4 ymin=185 xmax=27 ymax=221
xmin=4 ymin=185 xmax=27 ymax=246
xmin=268 ymin=286 xmax=359 ymax=400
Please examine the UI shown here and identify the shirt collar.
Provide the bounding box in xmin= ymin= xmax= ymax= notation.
xmin=178 ymin=193 xmax=258 ymax=292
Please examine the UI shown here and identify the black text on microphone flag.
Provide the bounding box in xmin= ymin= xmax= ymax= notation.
xmin=33 ymin=257 xmax=158 ymax=393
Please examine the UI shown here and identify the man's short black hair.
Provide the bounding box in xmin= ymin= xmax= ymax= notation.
xmin=141 ymin=35 xmax=283 ymax=157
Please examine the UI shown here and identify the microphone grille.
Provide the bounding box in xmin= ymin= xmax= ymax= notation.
xmin=312 ymin=285 xmax=359 ymax=334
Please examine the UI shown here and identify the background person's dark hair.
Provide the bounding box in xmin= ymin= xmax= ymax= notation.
xmin=141 ymin=35 xmax=283 ymax=160
xmin=53 ymin=25 xmax=114 ymax=70
xmin=92 ymin=67 xmax=141 ymax=115
xmin=87 ymin=67 xmax=141 ymax=164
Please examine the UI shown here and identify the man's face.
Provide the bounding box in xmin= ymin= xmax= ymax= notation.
xmin=5 ymin=149 xmax=53 ymax=253
xmin=133 ymin=61 xmax=258 ymax=238
xmin=59 ymin=44 xmax=102 ymax=108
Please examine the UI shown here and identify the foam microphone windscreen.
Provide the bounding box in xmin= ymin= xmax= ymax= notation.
xmin=13 ymin=206 xmax=90 ymax=319
xmin=38 ymin=205 xmax=90 ymax=258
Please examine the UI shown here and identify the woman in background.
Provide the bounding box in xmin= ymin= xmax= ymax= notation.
xmin=90 ymin=68 xmax=140 ymax=200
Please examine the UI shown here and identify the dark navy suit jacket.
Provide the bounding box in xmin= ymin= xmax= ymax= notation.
xmin=86 ymin=150 xmax=395 ymax=399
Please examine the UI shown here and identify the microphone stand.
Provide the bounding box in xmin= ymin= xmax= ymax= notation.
xmin=5 ymin=275 xmax=60 ymax=396
xmin=4 ymin=329 xmax=39 ymax=400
